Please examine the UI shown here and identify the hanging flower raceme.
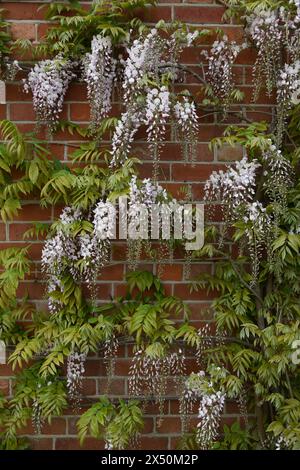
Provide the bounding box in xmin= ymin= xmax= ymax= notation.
xmin=276 ymin=60 xmax=300 ymax=143
xmin=279 ymin=4 xmax=300 ymax=61
xmin=67 ymin=351 xmax=87 ymax=409
xmin=179 ymin=369 xmax=226 ymax=449
xmin=122 ymin=29 xmax=164 ymax=105
xmin=246 ymin=9 xmax=283 ymax=99
xmin=128 ymin=175 xmax=169 ymax=227
xmin=32 ymin=385 xmax=44 ymax=435
xmin=110 ymin=29 xmax=166 ymax=169
xmin=242 ymin=201 xmax=272 ymax=283
xmin=110 ymin=28 xmax=201 ymax=169
xmin=204 ymin=157 xmax=269 ymax=282
xmin=42 ymin=203 xmax=116 ymax=311
xmin=145 ymin=86 xmax=170 ymax=174
xmin=174 ymin=97 xmax=199 ymax=163
xmin=262 ymin=142 xmax=294 ymax=207
xmin=110 ymin=109 xmax=142 ymax=168
xmin=204 ymin=157 xmax=260 ymax=220
xmin=129 ymin=348 xmax=186 ymax=417
xmin=202 ymin=36 xmax=243 ymax=106
xmin=42 ymin=206 xmax=82 ymax=312
xmin=126 ymin=175 xmax=171 ymax=269
xmin=23 ymin=56 xmax=76 ymax=130
xmin=83 ymin=34 xmax=116 ymax=129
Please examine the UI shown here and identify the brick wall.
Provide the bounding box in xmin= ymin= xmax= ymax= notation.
xmin=0 ymin=0 xmax=269 ymax=450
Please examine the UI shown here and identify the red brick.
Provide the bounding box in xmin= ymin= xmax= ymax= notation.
xmin=13 ymin=205 xmax=52 ymax=222
xmin=9 ymin=223 xmax=33 ymax=241
xmin=81 ymin=378 xmax=97 ymax=396
xmin=0 ymin=224 xmax=6 ymax=241
xmin=29 ymin=438 xmax=53 ymax=450
xmin=48 ymin=143 xmax=66 ymax=160
xmin=6 ymin=84 xmax=30 ymax=101
xmin=2 ymin=3 xmax=46 ymax=20
xmin=37 ymin=23 xmax=55 ymax=40
xmin=137 ymin=6 xmax=172 ymax=22
xmin=70 ymin=103 xmax=90 ymax=121
xmin=180 ymin=46 xmax=202 ymax=64
xmin=172 ymin=163 xmax=224 ymax=182
xmin=173 ymin=283 xmax=217 ymax=301
xmin=138 ymin=162 xmax=171 ymax=180
xmin=156 ymin=417 xmax=182 ymax=434
xmin=10 ymin=103 xmax=36 ymax=121
xmin=114 ymin=359 xmax=131 ymax=376
xmin=236 ymin=48 xmax=257 ymax=65
xmin=84 ymin=360 xmax=106 ymax=377
xmin=0 ymin=104 xmax=7 ymax=120
xmin=11 ymin=23 xmax=36 ymax=41
xmin=217 ymin=144 xmax=243 ymax=162
xmin=159 ymin=264 xmax=182 ymax=281
xmin=144 ymin=401 xmax=169 ymax=415
xmin=100 ymin=264 xmax=124 ymax=281
xmin=3 ymin=0 xmax=258 ymax=450
xmin=174 ymin=6 xmax=225 ymax=24
xmin=98 ymin=378 xmax=125 ymax=395
xmin=137 ymin=436 xmax=168 ymax=450
xmin=225 ymin=400 xmax=240 ymax=414
xmin=186 ymin=302 xmax=213 ymax=321
xmin=55 ymin=437 xmax=103 ymax=450
xmin=65 ymin=83 xmax=88 ymax=101
xmin=17 ymin=281 xmax=45 ymax=300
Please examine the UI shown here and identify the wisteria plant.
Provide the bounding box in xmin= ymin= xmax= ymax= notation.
xmin=0 ymin=0 xmax=300 ymax=452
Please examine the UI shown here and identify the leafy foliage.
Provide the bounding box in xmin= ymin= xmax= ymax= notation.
xmin=14 ymin=0 xmax=156 ymax=59
xmin=77 ymin=397 xmax=143 ymax=449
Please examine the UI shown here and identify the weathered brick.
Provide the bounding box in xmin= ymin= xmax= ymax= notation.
xmin=174 ymin=6 xmax=225 ymax=24
xmin=11 ymin=23 xmax=36 ymax=41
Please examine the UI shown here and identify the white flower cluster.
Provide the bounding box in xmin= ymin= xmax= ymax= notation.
xmin=42 ymin=203 xmax=115 ymax=311
xmin=111 ymin=86 xmax=172 ymax=170
xmin=180 ymin=370 xmax=225 ymax=449
xmin=174 ymin=97 xmax=199 ymax=162
xmin=122 ymin=29 xmax=163 ymax=105
xmin=129 ymin=348 xmax=186 ymax=414
xmin=243 ymin=201 xmax=273 ymax=283
xmin=42 ymin=206 xmax=82 ymax=312
xmin=243 ymin=201 xmax=270 ymax=231
xmin=275 ymin=434 xmax=292 ymax=450
xmin=110 ymin=28 xmax=201 ymax=169
xmin=93 ymin=200 xmax=116 ymax=240
xmin=196 ymin=324 xmax=212 ymax=366
xmin=129 ymin=174 xmax=168 ymax=208
xmin=110 ymin=86 xmax=171 ymax=170
xmin=83 ymin=34 xmax=116 ymax=128
xmin=145 ymin=86 xmax=170 ymax=168
xmin=276 ymin=60 xmax=300 ymax=142
xmin=204 ymin=157 xmax=260 ymax=219
xmin=278 ymin=60 xmax=300 ymax=106
xmin=280 ymin=4 xmax=300 ymax=61
xmin=202 ymin=36 xmax=243 ymax=105
xmin=110 ymin=109 xmax=142 ymax=168
xmin=24 ymin=56 xmax=76 ymax=130
xmin=128 ymin=175 xmax=169 ymax=236
xmin=67 ymin=352 xmax=86 ymax=408
xmin=196 ymin=389 xmax=225 ymax=449
xmin=247 ymin=10 xmax=283 ymax=98
xmin=263 ymin=142 xmax=294 ymax=205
